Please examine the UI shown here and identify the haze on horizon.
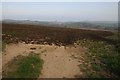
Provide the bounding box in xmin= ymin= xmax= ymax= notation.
xmin=2 ymin=2 xmax=118 ymax=22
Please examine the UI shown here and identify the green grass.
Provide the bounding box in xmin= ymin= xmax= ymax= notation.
xmin=3 ymin=52 xmax=44 ymax=78
xmin=0 ymin=41 xmax=6 ymax=52
xmin=2 ymin=42 xmax=6 ymax=52
xmin=77 ymin=37 xmax=120 ymax=78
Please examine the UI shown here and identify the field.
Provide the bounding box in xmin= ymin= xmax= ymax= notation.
xmin=2 ymin=23 xmax=114 ymax=45
xmin=2 ymin=23 xmax=120 ymax=78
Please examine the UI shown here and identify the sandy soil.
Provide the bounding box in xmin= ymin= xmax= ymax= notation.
xmin=2 ymin=43 xmax=86 ymax=78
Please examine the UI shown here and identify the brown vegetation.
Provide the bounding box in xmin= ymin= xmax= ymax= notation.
xmin=2 ymin=23 xmax=113 ymax=45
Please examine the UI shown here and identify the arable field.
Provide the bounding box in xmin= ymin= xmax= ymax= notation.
xmin=2 ymin=23 xmax=120 ymax=78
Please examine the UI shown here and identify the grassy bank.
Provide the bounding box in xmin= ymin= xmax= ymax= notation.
xmin=3 ymin=52 xmax=44 ymax=78
xmin=2 ymin=42 xmax=6 ymax=52
xmin=77 ymin=34 xmax=120 ymax=78
xmin=0 ymin=41 xmax=6 ymax=52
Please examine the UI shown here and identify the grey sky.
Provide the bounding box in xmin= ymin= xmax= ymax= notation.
xmin=2 ymin=2 xmax=118 ymax=22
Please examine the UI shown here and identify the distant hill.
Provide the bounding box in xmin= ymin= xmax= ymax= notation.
xmin=2 ymin=19 xmax=118 ymax=31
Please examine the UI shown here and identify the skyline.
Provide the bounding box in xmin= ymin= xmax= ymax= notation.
xmin=2 ymin=2 xmax=118 ymax=22
xmin=1 ymin=0 xmax=119 ymax=2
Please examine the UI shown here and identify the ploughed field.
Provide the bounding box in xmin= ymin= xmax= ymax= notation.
xmin=2 ymin=23 xmax=114 ymax=45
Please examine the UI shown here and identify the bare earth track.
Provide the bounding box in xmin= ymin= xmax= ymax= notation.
xmin=3 ymin=43 xmax=86 ymax=78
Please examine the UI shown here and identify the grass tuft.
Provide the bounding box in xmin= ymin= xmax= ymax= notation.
xmin=3 ymin=52 xmax=44 ymax=78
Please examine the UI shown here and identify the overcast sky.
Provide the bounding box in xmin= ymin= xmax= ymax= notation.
xmin=2 ymin=2 xmax=118 ymax=22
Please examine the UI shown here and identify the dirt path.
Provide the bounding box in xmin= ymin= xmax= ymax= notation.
xmin=3 ymin=43 xmax=86 ymax=78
